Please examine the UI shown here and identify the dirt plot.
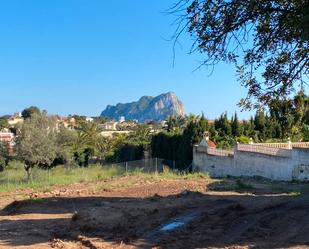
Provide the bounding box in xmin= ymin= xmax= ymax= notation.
xmin=0 ymin=176 xmax=309 ymax=249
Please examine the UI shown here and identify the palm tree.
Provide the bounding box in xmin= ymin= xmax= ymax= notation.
xmin=166 ymin=115 xmax=186 ymax=132
xmin=77 ymin=122 xmax=106 ymax=154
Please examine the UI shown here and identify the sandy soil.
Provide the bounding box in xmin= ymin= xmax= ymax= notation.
xmin=0 ymin=176 xmax=309 ymax=249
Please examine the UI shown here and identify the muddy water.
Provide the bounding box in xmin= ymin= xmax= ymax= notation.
xmin=160 ymin=221 xmax=185 ymax=232
xmin=145 ymin=211 xmax=200 ymax=245
xmin=159 ymin=212 xmax=198 ymax=232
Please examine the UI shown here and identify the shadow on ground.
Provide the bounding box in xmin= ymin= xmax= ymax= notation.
xmin=207 ymin=177 xmax=309 ymax=195
xmin=1 ymin=181 xmax=309 ymax=248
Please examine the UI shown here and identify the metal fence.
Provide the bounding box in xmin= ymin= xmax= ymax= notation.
xmin=0 ymin=158 xmax=193 ymax=191
xmin=119 ymin=158 xmax=193 ymax=173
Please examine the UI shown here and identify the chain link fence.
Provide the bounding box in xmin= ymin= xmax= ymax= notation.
xmin=0 ymin=158 xmax=193 ymax=191
xmin=101 ymin=158 xmax=192 ymax=174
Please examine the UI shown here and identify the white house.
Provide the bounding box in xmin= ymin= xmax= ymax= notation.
xmin=98 ymin=121 xmax=118 ymax=131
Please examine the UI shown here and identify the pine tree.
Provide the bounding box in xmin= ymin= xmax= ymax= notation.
xmin=231 ymin=112 xmax=240 ymax=137
xmin=254 ymin=110 xmax=267 ymax=141
xmin=214 ymin=112 xmax=232 ymax=137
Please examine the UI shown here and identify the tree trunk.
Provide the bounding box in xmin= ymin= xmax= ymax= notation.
xmin=24 ymin=162 xmax=33 ymax=181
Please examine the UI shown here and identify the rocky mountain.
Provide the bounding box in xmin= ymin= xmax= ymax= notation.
xmin=100 ymin=92 xmax=185 ymax=122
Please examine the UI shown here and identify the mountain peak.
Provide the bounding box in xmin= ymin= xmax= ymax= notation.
xmin=100 ymin=92 xmax=184 ymax=122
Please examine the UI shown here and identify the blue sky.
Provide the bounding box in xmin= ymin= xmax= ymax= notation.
xmin=0 ymin=0 xmax=252 ymax=119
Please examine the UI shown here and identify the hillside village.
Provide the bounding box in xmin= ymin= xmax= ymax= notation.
xmin=0 ymin=111 xmax=166 ymax=153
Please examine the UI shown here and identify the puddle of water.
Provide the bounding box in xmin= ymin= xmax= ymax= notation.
xmin=145 ymin=211 xmax=201 ymax=244
xmin=160 ymin=221 xmax=185 ymax=232
xmin=158 ymin=212 xmax=199 ymax=233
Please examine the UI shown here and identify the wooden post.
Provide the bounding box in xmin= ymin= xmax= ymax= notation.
xmin=155 ymin=158 xmax=158 ymax=173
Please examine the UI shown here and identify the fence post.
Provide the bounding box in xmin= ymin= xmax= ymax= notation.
xmin=48 ymin=169 xmax=51 ymax=184
xmin=288 ymin=137 xmax=292 ymax=149
xmin=155 ymin=158 xmax=158 ymax=173
xmin=249 ymin=138 xmax=253 ymax=144
xmin=125 ymin=162 xmax=128 ymax=174
xmin=249 ymin=138 xmax=253 ymax=151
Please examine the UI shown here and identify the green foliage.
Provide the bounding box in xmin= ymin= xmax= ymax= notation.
xmin=0 ymin=164 xmax=124 ymax=192
xmin=0 ymin=142 xmax=10 ymax=171
xmin=21 ymin=106 xmax=41 ymax=119
xmin=302 ymin=125 xmax=309 ymax=142
xmin=212 ymin=113 xmax=236 ymax=148
xmin=0 ymin=162 xmax=211 ymax=193
xmin=151 ymin=131 xmax=183 ymax=161
xmin=268 ymin=99 xmax=295 ymax=138
xmin=68 ymin=114 xmax=87 ymax=128
xmin=214 ymin=136 xmax=235 ymax=149
xmin=235 ymin=179 xmax=254 ymax=190
xmin=215 ymin=91 xmax=309 ymax=144
xmin=231 ymin=113 xmax=241 ymax=137
xmin=237 ymin=136 xmax=250 ymax=144
xmin=128 ymin=124 xmax=151 ymax=146
xmin=54 ymin=126 xmax=78 ymax=166
xmin=106 ymin=124 xmax=151 ymax=163
xmin=8 ymin=89 xmax=309 ymax=176
xmin=214 ymin=112 xmax=232 ymax=137
xmin=74 ymin=147 xmax=95 ymax=166
xmin=166 ymin=115 xmax=186 ymax=132
xmin=152 ymin=114 xmax=209 ymax=164
xmin=77 ymin=122 xmax=106 ymax=155
xmin=254 ymin=110 xmax=267 ymax=141
xmin=112 ymin=143 xmax=144 ymax=162
xmin=15 ymin=113 xmax=58 ymax=174
xmin=242 ymin=118 xmax=255 ymax=137
xmin=0 ymin=117 xmax=9 ymax=131
xmin=175 ymin=0 xmax=308 ymax=107
xmin=92 ymin=116 xmax=108 ymax=124
xmin=152 ymin=91 xmax=309 ymax=158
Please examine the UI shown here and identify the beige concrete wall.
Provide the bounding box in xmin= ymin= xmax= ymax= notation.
xmin=193 ymin=147 xmax=234 ymax=177
xmin=292 ymin=148 xmax=309 ymax=181
xmin=234 ymin=150 xmax=293 ymax=181
xmin=193 ymin=145 xmax=309 ymax=181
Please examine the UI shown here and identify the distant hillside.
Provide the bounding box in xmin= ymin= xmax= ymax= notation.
xmin=100 ymin=92 xmax=185 ymax=122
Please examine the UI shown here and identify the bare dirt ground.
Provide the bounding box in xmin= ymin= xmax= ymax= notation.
xmin=0 ymin=175 xmax=309 ymax=249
